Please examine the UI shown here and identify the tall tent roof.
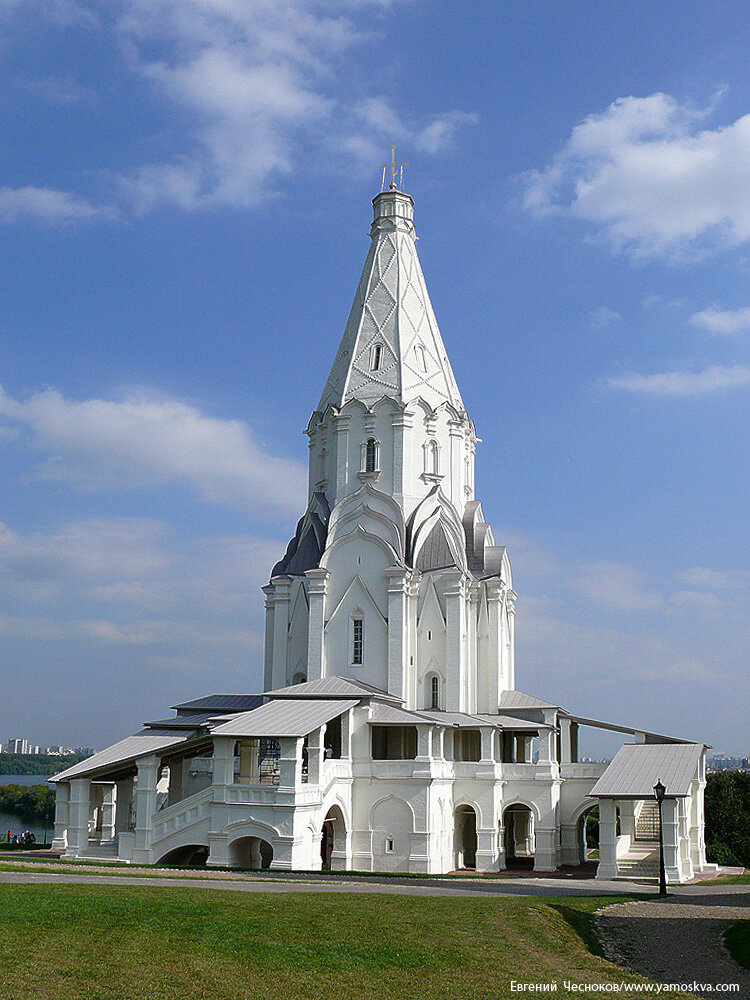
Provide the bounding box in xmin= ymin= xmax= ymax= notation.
xmin=317 ymin=188 xmax=465 ymax=412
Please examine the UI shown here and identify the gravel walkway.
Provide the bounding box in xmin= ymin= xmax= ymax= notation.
xmin=596 ymin=897 xmax=750 ymax=999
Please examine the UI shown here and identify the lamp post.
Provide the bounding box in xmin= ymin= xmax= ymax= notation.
xmin=653 ymin=778 xmax=667 ymax=896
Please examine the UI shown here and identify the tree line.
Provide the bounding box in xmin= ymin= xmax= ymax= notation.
xmin=0 ymin=784 xmax=55 ymax=826
xmin=705 ymin=771 xmax=750 ymax=868
xmin=0 ymin=752 xmax=92 ymax=776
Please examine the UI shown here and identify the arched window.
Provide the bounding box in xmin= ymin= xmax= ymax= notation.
xmin=415 ymin=344 xmax=427 ymax=372
xmin=371 ymin=344 xmax=383 ymax=371
xmin=430 ymin=675 xmax=440 ymax=710
xmin=429 ymin=440 xmax=439 ymax=475
xmin=365 ymin=437 xmax=377 ymax=473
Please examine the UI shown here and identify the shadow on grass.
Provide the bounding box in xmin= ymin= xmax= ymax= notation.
xmin=549 ymin=903 xmax=607 ymax=958
xmin=724 ymin=921 xmax=750 ymax=971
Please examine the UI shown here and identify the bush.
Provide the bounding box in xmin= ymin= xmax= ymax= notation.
xmin=0 ymin=783 xmax=55 ymax=826
xmin=705 ymin=772 xmax=750 ymax=868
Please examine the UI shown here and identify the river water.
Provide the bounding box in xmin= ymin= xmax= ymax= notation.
xmin=0 ymin=774 xmax=54 ymax=843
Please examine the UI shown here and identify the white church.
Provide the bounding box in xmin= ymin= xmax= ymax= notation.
xmin=51 ymin=174 xmax=716 ymax=883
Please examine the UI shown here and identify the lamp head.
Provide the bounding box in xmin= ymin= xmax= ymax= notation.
xmin=653 ymin=778 xmax=666 ymax=803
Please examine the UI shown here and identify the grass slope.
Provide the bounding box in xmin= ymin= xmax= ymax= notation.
xmin=0 ymin=885 xmax=651 ymax=1000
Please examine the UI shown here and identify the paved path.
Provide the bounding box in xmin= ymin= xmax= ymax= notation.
xmin=596 ymin=895 xmax=750 ymax=999
xmin=0 ymin=866 xmax=747 ymax=900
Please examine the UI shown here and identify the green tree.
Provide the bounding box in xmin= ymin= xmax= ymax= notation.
xmin=705 ymin=771 xmax=750 ymax=868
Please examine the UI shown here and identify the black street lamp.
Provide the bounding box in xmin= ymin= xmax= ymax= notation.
xmin=653 ymin=777 xmax=667 ymax=896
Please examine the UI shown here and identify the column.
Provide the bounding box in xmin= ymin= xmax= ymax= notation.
xmin=534 ymin=826 xmax=557 ymax=872
xmin=485 ymin=579 xmax=504 ymax=712
xmin=65 ymin=778 xmax=91 ymax=856
xmin=307 ymin=725 xmax=326 ymax=786
xmin=270 ymin=575 xmax=291 ymax=687
xmin=560 ymin=823 xmax=581 ymax=865
xmin=415 ymin=724 xmax=433 ymax=762
xmin=51 ymin=782 xmax=69 ymax=852
xmin=340 ymin=708 xmax=353 ymax=760
xmin=207 ymin=737 xmax=235 ymax=868
xmin=386 ymin=567 xmax=410 ymax=702
xmin=131 ymin=755 xmax=160 ymax=864
xmin=662 ymin=798 xmax=681 ymax=883
xmin=278 ymin=737 xmax=304 ymax=790
xmin=100 ymin=784 xmax=116 ymax=843
xmin=305 ymin=568 xmax=329 ymax=680
xmin=447 ymin=420 xmax=463 ymax=505
xmin=595 ymin=798 xmax=619 ymax=879
xmin=444 ymin=571 xmax=467 ymax=712
xmin=479 ymin=727 xmax=495 ymax=765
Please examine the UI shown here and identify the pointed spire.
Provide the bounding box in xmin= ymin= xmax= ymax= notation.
xmin=317 ymin=182 xmax=465 ymax=413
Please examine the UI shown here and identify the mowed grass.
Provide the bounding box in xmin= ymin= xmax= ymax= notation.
xmin=0 ymin=884 xmax=652 ymax=1000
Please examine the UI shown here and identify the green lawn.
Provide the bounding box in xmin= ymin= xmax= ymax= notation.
xmin=697 ymin=869 xmax=749 ymax=885
xmin=0 ymin=884 xmax=655 ymax=1000
xmin=724 ymin=921 xmax=750 ymax=971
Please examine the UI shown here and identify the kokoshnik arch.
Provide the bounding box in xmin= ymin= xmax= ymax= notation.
xmin=50 ymin=174 xmax=716 ymax=883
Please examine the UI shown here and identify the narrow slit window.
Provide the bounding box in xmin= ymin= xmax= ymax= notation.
xmin=371 ymin=344 xmax=382 ymax=371
xmin=352 ymin=618 xmax=364 ymax=665
xmin=431 ymin=675 xmax=440 ymax=710
xmin=415 ymin=344 xmax=427 ymax=372
xmin=365 ymin=437 xmax=377 ymax=473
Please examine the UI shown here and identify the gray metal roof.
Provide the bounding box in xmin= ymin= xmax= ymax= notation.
xmin=171 ymin=694 xmax=264 ymax=713
xmin=569 ymin=715 xmax=688 ymax=744
xmin=589 ymin=743 xmax=704 ymax=799
xmin=474 ymin=713 xmax=549 ymax=731
xmin=144 ymin=712 xmax=233 ymax=730
xmin=368 ymin=704 xmax=428 ymax=725
xmin=266 ymin=676 xmax=401 ymax=703
xmin=50 ymin=731 xmax=193 ymax=783
xmin=499 ymin=690 xmax=561 ymax=711
xmin=420 ymin=710 xmax=487 ymax=728
xmin=211 ymin=698 xmax=358 ymax=738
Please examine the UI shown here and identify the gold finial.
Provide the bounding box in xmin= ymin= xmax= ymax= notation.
xmin=379 ymin=144 xmax=408 ymax=191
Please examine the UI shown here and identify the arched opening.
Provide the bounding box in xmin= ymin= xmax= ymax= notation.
xmin=365 ymin=437 xmax=377 ymax=473
xmin=576 ymin=805 xmax=599 ymax=866
xmin=371 ymin=343 xmax=382 ymax=371
xmin=321 ymin=805 xmax=347 ymax=871
xmin=503 ymin=805 xmax=535 ymax=869
xmin=292 ymin=672 xmax=307 ymax=685
xmin=156 ymin=844 xmax=208 ymax=867
xmin=454 ymin=805 xmax=477 ymax=870
xmin=228 ymin=836 xmax=274 ymax=869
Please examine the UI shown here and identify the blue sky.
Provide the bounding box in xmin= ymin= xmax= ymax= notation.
xmin=1 ymin=1 xmax=748 ymax=755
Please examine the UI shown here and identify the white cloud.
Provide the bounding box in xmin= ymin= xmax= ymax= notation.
xmin=589 ymin=305 xmax=623 ymax=329
xmin=522 ymin=92 xmax=750 ymax=260
xmin=0 ymin=186 xmax=114 ymax=225
xmin=570 ymin=561 xmax=663 ymax=612
xmin=114 ymin=1 xmax=476 ymax=213
xmin=15 ymin=74 xmax=96 ymax=104
xmin=679 ymin=566 xmax=748 ymax=591
xmin=691 ymin=306 xmax=750 ymax=338
xmin=0 ymin=385 xmax=306 ymax=515
xmin=606 ymin=365 xmax=750 ymax=396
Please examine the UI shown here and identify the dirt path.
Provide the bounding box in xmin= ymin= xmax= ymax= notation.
xmin=596 ymin=897 xmax=750 ymax=999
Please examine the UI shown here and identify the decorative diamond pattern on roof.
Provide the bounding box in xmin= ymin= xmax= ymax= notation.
xmin=318 ymin=195 xmax=465 ymax=412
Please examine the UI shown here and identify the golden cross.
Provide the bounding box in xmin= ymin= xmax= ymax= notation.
xmin=379 ymin=144 xmax=408 ymax=191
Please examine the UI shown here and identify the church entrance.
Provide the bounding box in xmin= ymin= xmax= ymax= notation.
xmin=320 ymin=806 xmax=346 ymax=871
xmin=503 ymin=805 xmax=535 ymax=868
xmin=454 ymin=805 xmax=477 ymax=870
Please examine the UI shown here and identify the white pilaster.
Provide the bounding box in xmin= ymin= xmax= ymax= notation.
xmin=51 ymin=782 xmax=69 ymax=852
xmin=305 ymin=568 xmax=329 ymax=680
xmin=64 ymin=778 xmax=91 ymax=856
xmin=131 ymin=755 xmax=160 ymax=864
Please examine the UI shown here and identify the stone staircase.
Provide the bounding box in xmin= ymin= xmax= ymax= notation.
xmin=617 ymin=801 xmax=660 ymax=879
